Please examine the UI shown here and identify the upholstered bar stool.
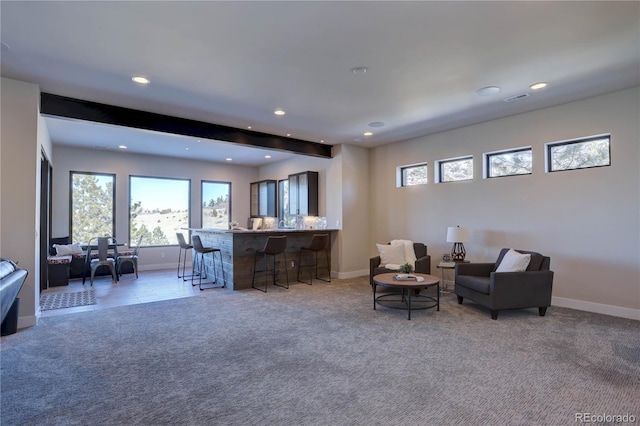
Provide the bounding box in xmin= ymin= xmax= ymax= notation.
xmin=252 ymin=235 xmax=289 ymax=292
xmin=176 ymin=232 xmax=197 ymax=281
xmin=191 ymin=235 xmax=225 ymax=291
xmin=297 ymin=233 xmax=331 ymax=285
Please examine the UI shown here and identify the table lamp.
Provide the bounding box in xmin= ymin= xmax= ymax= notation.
xmin=446 ymin=226 xmax=470 ymax=262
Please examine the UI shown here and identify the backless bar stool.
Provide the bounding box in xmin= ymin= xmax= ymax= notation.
xmin=191 ymin=235 xmax=225 ymax=291
xmin=297 ymin=234 xmax=331 ymax=285
xmin=176 ymin=232 xmax=196 ymax=281
xmin=252 ymin=235 xmax=289 ymax=292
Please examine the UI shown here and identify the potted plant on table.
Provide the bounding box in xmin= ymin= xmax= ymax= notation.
xmin=399 ymin=263 xmax=414 ymax=274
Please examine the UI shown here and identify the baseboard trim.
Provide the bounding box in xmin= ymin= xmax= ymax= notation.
xmin=552 ymin=296 xmax=640 ymax=321
xmin=336 ymin=269 xmax=368 ymax=280
xmin=17 ymin=314 xmax=37 ymax=330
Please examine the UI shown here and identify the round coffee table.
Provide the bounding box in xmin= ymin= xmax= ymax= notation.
xmin=372 ymin=273 xmax=440 ymax=320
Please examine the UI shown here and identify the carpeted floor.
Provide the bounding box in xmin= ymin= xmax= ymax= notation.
xmin=39 ymin=289 xmax=96 ymax=311
xmin=2 ymin=277 xmax=639 ymax=425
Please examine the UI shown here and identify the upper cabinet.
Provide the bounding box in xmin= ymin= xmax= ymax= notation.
xmin=288 ymin=171 xmax=318 ymax=216
xmin=250 ymin=180 xmax=277 ymax=217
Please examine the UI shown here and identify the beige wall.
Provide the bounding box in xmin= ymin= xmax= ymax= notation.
xmin=369 ymin=87 xmax=640 ymax=318
xmin=52 ymin=146 xmax=259 ymax=270
xmin=1 ymin=78 xmax=42 ymax=328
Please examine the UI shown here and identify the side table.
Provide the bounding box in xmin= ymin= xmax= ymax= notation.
xmin=436 ymin=261 xmax=469 ymax=294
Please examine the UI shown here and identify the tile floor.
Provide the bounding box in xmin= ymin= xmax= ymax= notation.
xmin=39 ymin=268 xmax=208 ymax=318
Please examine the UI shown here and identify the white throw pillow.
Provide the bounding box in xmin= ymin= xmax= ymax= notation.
xmin=495 ymin=249 xmax=531 ymax=273
xmin=54 ymin=243 xmax=84 ymax=256
xmin=390 ymin=239 xmax=417 ymax=264
xmin=376 ymin=243 xmax=406 ymax=266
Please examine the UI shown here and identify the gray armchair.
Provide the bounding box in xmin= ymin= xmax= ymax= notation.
xmin=369 ymin=242 xmax=431 ymax=286
xmin=455 ymin=248 xmax=553 ymax=320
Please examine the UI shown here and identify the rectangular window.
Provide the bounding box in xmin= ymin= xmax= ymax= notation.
xmin=399 ymin=163 xmax=428 ymax=187
xmin=546 ymin=134 xmax=611 ymax=172
xmin=129 ymin=176 xmax=190 ymax=247
xmin=278 ymin=179 xmax=295 ymax=228
xmin=70 ymin=171 xmax=115 ymax=245
xmin=437 ymin=156 xmax=473 ymax=183
xmin=201 ymin=181 xmax=231 ymax=229
xmin=485 ymin=147 xmax=532 ymax=178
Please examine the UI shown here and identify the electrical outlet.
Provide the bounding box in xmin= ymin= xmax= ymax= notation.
xmin=291 ymin=260 xmax=295 ymax=268
xmin=161 ymin=252 xmax=165 ymax=258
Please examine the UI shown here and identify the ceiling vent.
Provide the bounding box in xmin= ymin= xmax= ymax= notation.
xmin=503 ymin=93 xmax=530 ymax=103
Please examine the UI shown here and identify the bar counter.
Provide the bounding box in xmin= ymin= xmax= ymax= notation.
xmin=188 ymin=228 xmax=338 ymax=290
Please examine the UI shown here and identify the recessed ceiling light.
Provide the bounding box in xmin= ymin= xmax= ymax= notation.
xmin=352 ymin=67 xmax=368 ymax=75
xmin=369 ymin=122 xmax=385 ymax=128
xmin=185 ymin=147 xmax=190 ymax=151
xmin=320 ymin=140 xmax=324 ymax=143
xmin=363 ymin=131 xmax=373 ymax=137
xmin=132 ymin=76 xmax=150 ymax=84
xmin=247 ymin=126 xmax=252 ymax=130
xmin=530 ymin=82 xmax=547 ymax=90
xmin=265 ymin=155 xmax=272 ymax=159
xmin=476 ymin=86 xmax=501 ymax=96
xmin=226 ymin=158 xmax=232 ymax=161
xmin=286 ymin=133 xmax=291 ymax=137
xmin=118 ymin=145 xmax=127 ymax=149
xmin=274 ymin=109 xmax=285 ymax=116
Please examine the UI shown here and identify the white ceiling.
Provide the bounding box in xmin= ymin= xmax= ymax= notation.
xmin=1 ymin=1 xmax=638 ymax=166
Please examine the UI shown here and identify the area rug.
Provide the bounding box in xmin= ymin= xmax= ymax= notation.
xmin=40 ymin=290 xmax=96 ymax=311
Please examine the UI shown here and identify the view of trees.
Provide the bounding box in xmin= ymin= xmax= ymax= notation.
xmin=71 ymin=173 xmax=114 ymax=244
xmin=202 ymin=182 xmax=231 ymax=229
xmin=488 ymin=149 xmax=532 ymax=177
xmin=441 ymin=158 xmax=473 ymax=182
xmin=549 ymin=138 xmax=610 ymax=171
xmin=129 ymin=176 xmax=189 ymax=246
xmin=403 ymin=164 xmax=428 ymax=186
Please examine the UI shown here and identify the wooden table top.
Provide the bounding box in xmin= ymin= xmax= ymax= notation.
xmin=373 ymin=273 xmax=439 ymax=288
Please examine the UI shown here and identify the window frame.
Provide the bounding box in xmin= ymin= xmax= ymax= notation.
xmin=69 ymin=171 xmax=116 ymax=245
xmin=398 ymin=162 xmax=429 ymax=187
xmin=200 ymin=180 xmax=232 ymax=230
xmin=545 ymin=134 xmax=611 ymax=173
xmin=484 ymin=146 xmax=533 ymax=179
xmin=436 ymin=155 xmax=474 ymax=183
xmin=128 ymin=175 xmax=191 ymax=247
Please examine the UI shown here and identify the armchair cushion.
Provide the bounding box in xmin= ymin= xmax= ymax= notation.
xmin=370 ymin=242 xmax=431 ymax=286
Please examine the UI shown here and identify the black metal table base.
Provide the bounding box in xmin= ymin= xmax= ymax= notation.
xmin=373 ymin=287 xmax=439 ymax=320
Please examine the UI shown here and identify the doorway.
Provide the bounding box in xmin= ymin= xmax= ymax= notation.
xmin=39 ymin=150 xmax=52 ymax=291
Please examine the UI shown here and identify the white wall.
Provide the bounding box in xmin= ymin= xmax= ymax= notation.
xmin=369 ymin=87 xmax=640 ymax=318
xmin=0 ymin=78 xmax=42 ymax=328
xmin=52 ymin=146 xmax=259 ymax=270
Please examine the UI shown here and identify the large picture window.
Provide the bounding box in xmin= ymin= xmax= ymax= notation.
xmin=485 ymin=147 xmax=532 ymax=178
xmin=129 ymin=176 xmax=190 ymax=246
xmin=201 ymin=181 xmax=231 ymax=229
xmin=546 ymin=134 xmax=611 ymax=172
xmin=70 ymin=171 xmax=115 ymax=244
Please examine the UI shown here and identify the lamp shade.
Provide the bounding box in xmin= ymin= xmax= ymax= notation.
xmin=446 ymin=226 xmax=470 ymax=243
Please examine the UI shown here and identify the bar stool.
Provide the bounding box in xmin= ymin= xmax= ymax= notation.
xmin=297 ymin=234 xmax=331 ymax=285
xmin=252 ymin=235 xmax=289 ymax=292
xmin=191 ymin=235 xmax=225 ymax=291
xmin=176 ymin=233 xmax=196 ymax=281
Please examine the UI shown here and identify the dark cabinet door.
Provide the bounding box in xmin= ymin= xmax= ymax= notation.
xmin=288 ymin=171 xmax=318 ymax=216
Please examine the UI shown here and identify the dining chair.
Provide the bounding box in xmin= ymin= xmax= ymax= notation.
xmin=85 ymin=236 xmax=117 ymax=285
xmin=117 ymin=235 xmax=143 ymax=278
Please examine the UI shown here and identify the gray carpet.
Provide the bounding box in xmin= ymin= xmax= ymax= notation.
xmin=2 ymin=277 xmax=639 ymax=425
xmin=39 ymin=289 xmax=96 ymax=311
